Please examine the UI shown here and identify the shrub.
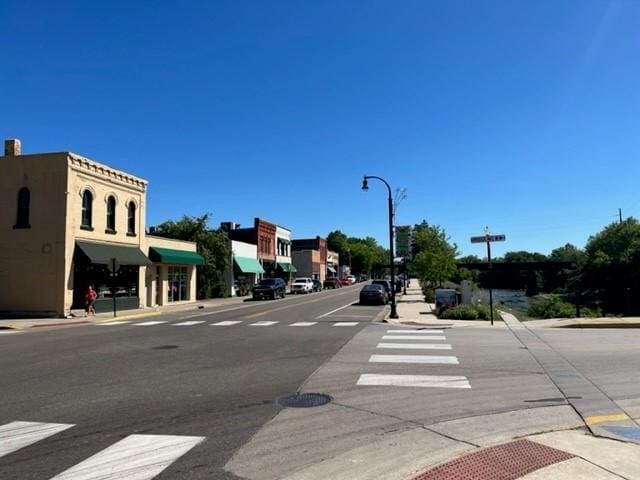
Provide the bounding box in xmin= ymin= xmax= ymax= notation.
xmin=438 ymin=305 xmax=479 ymax=320
xmin=423 ymin=288 xmax=435 ymax=303
xmin=527 ymin=294 xmax=575 ymax=319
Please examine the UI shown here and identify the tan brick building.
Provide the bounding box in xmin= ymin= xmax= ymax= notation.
xmin=0 ymin=139 xmax=203 ymax=317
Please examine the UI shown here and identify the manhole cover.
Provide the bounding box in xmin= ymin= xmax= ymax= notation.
xmin=152 ymin=345 xmax=179 ymax=350
xmin=278 ymin=393 xmax=332 ymax=408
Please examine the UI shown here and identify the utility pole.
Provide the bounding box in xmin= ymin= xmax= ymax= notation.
xmin=619 ymin=208 xmax=623 ymax=224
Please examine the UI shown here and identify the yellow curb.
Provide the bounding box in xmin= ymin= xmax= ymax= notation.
xmin=0 ymin=325 xmax=26 ymax=331
xmin=94 ymin=311 xmax=161 ymax=323
xmin=585 ymin=413 xmax=629 ymax=425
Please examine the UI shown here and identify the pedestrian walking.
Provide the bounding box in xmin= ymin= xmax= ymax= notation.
xmin=85 ymin=285 xmax=97 ymax=316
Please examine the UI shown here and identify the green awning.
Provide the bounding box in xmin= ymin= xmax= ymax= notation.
xmin=234 ymin=256 xmax=265 ymax=274
xmin=278 ymin=262 xmax=297 ymax=273
xmin=149 ymin=247 xmax=205 ymax=265
xmin=76 ymin=240 xmax=152 ymax=266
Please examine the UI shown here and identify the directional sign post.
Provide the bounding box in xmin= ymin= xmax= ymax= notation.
xmin=470 ymin=230 xmax=506 ymax=326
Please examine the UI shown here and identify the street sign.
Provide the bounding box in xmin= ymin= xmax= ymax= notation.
xmin=470 ymin=234 xmax=506 ymax=243
xmin=395 ymin=225 xmax=412 ymax=257
xmin=470 ymin=230 xmax=506 ymax=326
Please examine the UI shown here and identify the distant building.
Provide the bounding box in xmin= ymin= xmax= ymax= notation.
xmin=292 ymin=236 xmax=327 ymax=282
xmin=327 ymin=250 xmax=340 ymax=278
xmin=0 ymin=138 xmax=203 ymax=317
xmin=227 ymin=218 xmax=277 ymax=277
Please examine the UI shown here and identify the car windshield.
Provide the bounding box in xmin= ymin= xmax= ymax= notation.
xmin=363 ymin=285 xmax=382 ymax=291
xmin=259 ymin=279 xmax=277 ymax=286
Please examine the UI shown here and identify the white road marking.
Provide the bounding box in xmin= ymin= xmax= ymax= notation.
xmin=211 ymin=321 xmax=242 ymax=326
xmin=249 ymin=321 xmax=278 ymax=326
xmin=0 ymin=421 xmax=74 ymax=458
xmin=316 ymin=301 xmax=357 ymax=319
xmin=172 ymin=321 xmax=205 ymax=326
xmin=376 ymin=343 xmax=452 ymax=350
xmin=290 ymin=322 xmax=317 ymax=327
xmin=133 ymin=321 xmax=167 ymax=326
xmin=357 ymin=374 xmax=471 ymax=389
xmin=333 ymin=322 xmax=359 ymax=326
xmin=386 ymin=329 xmax=444 ymax=334
xmin=369 ymin=354 xmax=459 ymax=364
xmin=0 ymin=330 xmax=20 ymax=334
xmin=382 ymin=335 xmax=446 ymax=340
xmin=50 ymin=434 xmax=205 ymax=480
xmin=96 ymin=321 xmax=132 ymax=326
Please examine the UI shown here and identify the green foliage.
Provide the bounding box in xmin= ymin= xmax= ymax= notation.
xmin=438 ymin=302 xmax=497 ymax=320
xmin=410 ymin=222 xmax=458 ymax=287
xmin=438 ymin=305 xmax=479 ymax=320
xmin=527 ymin=294 xmax=575 ymax=319
xmin=581 ymin=219 xmax=640 ymax=312
xmin=423 ymin=286 xmax=435 ymax=302
xmin=152 ymin=213 xmax=231 ymax=299
xmin=326 ymin=230 xmax=388 ymax=276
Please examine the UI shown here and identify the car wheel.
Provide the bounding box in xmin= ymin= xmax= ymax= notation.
xmin=271 ymin=291 xmax=276 ymax=300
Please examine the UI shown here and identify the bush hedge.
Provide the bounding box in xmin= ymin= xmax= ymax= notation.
xmin=527 ymin=294 xmax=575 ymax=319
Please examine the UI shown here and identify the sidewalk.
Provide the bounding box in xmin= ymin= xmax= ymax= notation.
xmin=368 ymin=279 xmax=640 ymax=479
xmin=0 ymin=295 xmax=251 ymax=330
xmin=526 ymin=315 xmax=640 ymax=329
xmin=389 ymin=279 xmax=506 ymax=328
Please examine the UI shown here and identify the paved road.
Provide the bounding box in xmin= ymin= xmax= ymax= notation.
xmin=0 ymin=284 xmax=384 ymax=480
xmin=4 ymin=288 xmax=640 ymax=480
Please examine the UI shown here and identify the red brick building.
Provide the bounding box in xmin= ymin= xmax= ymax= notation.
xmin=227 ymin=217 xmax=277 ymax=276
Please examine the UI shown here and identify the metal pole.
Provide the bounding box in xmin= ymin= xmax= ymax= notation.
xmin=403 ymin=258 xmax=407 ymax=295
xmin=487 ymin=239 xmax=493 ymax=326
xmin=388 ymin=195 xmax=398 ymax=318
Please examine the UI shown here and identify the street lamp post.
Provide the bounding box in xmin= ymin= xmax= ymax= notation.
xmin=362 ymin=175 xmax=399 ymax=319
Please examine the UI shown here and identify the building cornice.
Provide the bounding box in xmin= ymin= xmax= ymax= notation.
xmin=68 ymin=153 xmax=148 ymax=192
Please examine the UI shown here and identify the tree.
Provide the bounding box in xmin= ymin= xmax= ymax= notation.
xmin=410 ymin=222 xmax=458 ymax=286
xmin=582 ymin=218 xmax=640 ymax=313
xmin=326 ymin=230 xmax=389 ymax=276
xmin=153 ymin=214 xmax=231 ymax=299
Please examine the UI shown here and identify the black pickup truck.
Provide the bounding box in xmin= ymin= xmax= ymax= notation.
xmin=252 ymin=278 xmax=286 ymax=300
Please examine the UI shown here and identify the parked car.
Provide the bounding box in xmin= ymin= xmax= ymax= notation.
xmin=371 ymin=279 xmax=392 ymax=297
xmin=252 ymin=278 xmax=286 ymax=300
xmin=312 ymin=279 xmax=323 ymax=292
xmin=292 ymin=277 xmax=314 ymax=294
xmin=347 ymin=275 xmax=357 ymax=285
xmin=323 ymin=277 xmax=341 ymax=289
xmin=359 ymin=284 xmax=387 ymax=305
xmin=339 ymin=277 xmax=351 ymax=286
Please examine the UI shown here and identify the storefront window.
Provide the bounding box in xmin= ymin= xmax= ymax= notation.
xmin=168 ymin=266 xmax=188 ymax=302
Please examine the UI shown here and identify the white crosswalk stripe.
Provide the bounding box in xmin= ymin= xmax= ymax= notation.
xmin=211 ymin=321 xmax=242 ymax=326
xmin=96 ymin=321 xmax=132 ymax=326
xmin=382 ymin=335 xmax=446 ymax=340
xmin=357 ymin=374 xmax=471 ymax=388
xmin=376 ymin=343 xmax=452 ymax=350
xmin=333 ymin=322 xmax=358 ymax=326
xmin=369 ymin=354 xmax=459 ymax=364
xmin=133 ymin=321 xmax=167 ymax=326
xmin=290 ymin=322 xmax=317 ymax=327
xmin=0 ymin=421 xmax=74 ymax=458
xmin=386 ymin=329 xmax=444 ymax=334
xmin=172 ymin=321 xmax=205 ymax=326
xmin=50 ymin=434 xmax=205 ymax=480
xmin=249 ymin=321 xmax=278 ymax=326
xmin=0 ymin=330 xmax=20 ymax=334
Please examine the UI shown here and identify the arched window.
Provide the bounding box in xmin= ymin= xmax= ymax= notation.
xmin=106 ymin=196 xmax=116 ymax=232
xmin=81 ymin=190 xmax=93 ymax=229
xmin=127 ymin=202 xmax=136 ymax=235
xmin=15 ymin=187 xmax=30 ymax=228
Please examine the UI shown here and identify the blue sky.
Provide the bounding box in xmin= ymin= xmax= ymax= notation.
xmin=2 ymin=0 xmax=639 ymax=257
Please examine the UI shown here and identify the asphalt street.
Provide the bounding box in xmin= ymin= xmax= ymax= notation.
xmin=3 ymin=287 xmax=640 ymax=480
xmin=0 ymin=284 xmax=383 ymax=480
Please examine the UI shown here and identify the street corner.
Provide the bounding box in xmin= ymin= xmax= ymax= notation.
xmin=410 ymin=438 xmax=576 ymax=480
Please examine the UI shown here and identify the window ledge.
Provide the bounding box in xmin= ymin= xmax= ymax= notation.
xmin=105 ymin=229 xmax=117 ymax=235
xmin=13 ymin=224 xmax=31 ymax=229
xmin=126 ymin=232 xmax=137 ymax=237
xmin=80 ymin=225 xmax=94 ymax=231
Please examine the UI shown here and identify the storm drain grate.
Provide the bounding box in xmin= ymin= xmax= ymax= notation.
xmin=278 ymin=393 xmax=332 ymax=408
xmin=412 ymin=439 xmax=574 ymax=480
